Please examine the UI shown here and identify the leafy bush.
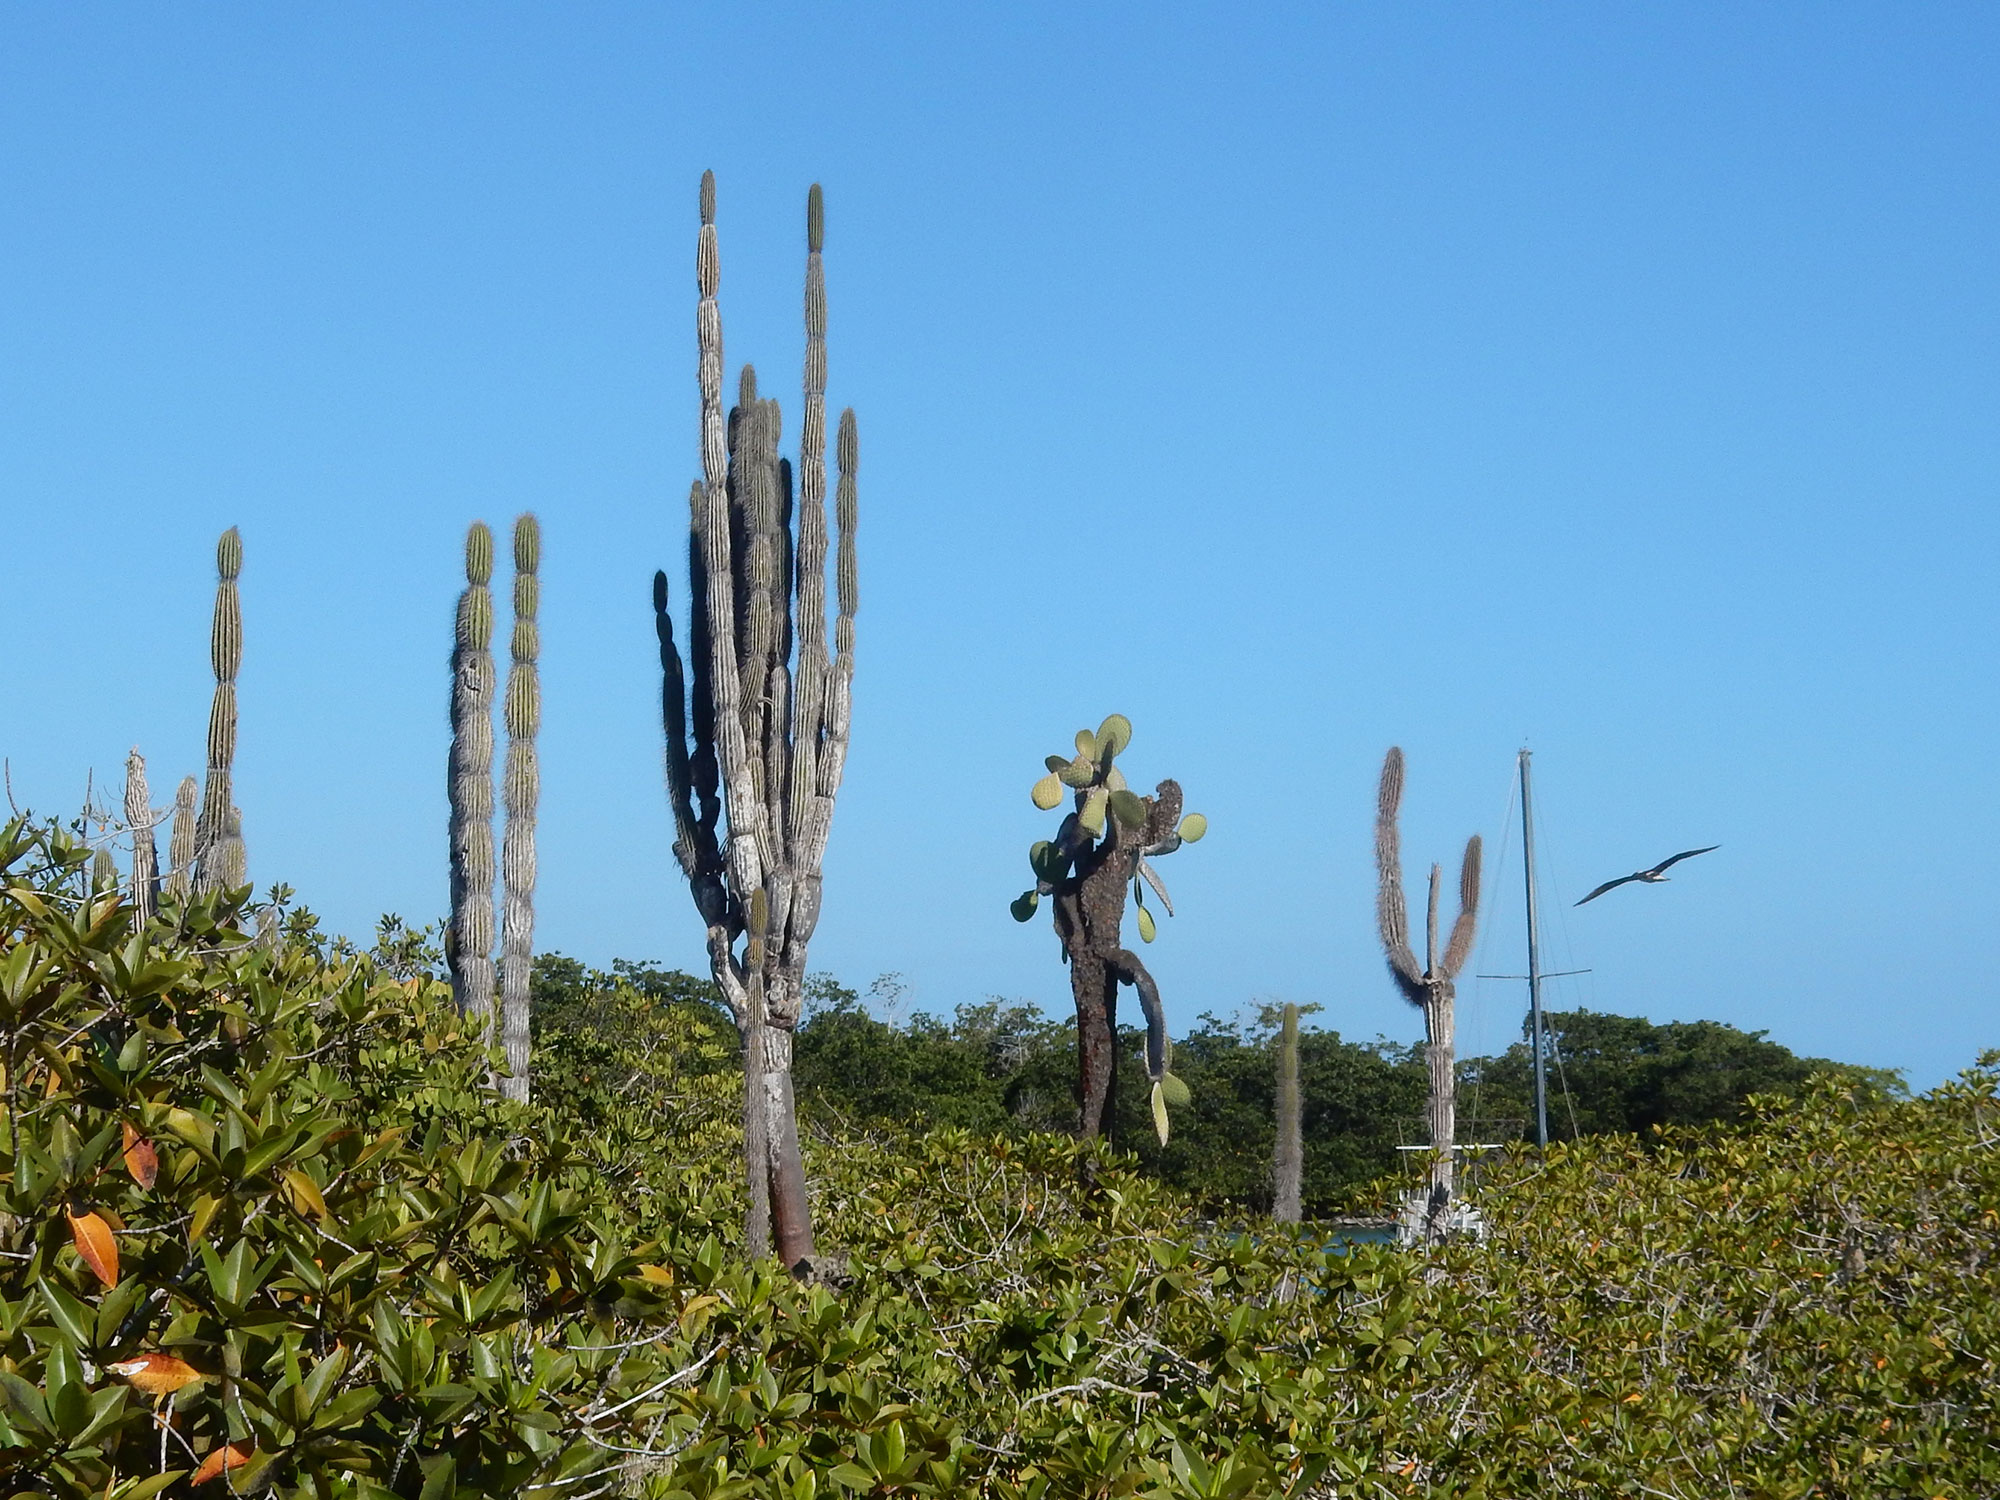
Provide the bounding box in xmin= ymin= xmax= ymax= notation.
xmin=5 ymin=818 xmax=1997 ymax=1497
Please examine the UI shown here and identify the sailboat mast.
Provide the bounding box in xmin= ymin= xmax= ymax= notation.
xmin=1519 ymin=749 xmax=1550 ymax=1148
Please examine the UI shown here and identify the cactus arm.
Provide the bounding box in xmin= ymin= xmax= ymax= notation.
xmin=166 ymin=776 xmax=197 ymax=901
xmin=1374 ymin=747 xmax=1425 ymax=999
xmin=498 ymin=514 xmax=541 ymax=1101
xmin=448 ymin=523 xmax=498 ymax=1023
xmin=1442 ymin=833 xmax=1483 ymax=978
xmin=786 ymin=182 xmax=830 ymax=865
xmin=1135 ymin=857 xmax=1175 ymax=917
xmin=1108 ymin=947 xmax=1168 ymax=1084
xmin=695 ymin=181 xmax=767 ymax=961
xmin=1426 ymin=863 xmax=1441 ymax=979
xmin=194 ymin=528 xmax=243 ymax=894
xmin=124 ymin=748 xmax=157 ymax=925
xmin=1272 ymin=1003 xmax=1303 ymax=1223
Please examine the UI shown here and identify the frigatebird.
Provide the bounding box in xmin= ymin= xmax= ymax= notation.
xmin=1575 ymin=845 xmax=1720 ymax=906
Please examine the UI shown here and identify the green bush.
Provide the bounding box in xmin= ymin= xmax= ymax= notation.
xmin=5 ymin=818 xmax=1997 ymax=1498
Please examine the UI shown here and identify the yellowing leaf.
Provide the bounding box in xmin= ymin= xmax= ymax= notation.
xmin=188 ymin=1193 xmax=223 ymax=1246
xmin=66 ymin=1206 xmax=118 ymax=1287
xmin=191 ymin=1442 xmax=252 ymax=1485
xmin=282 ymin=1168 xmax=330 ymax=1223
xmin=107 ymin=1352 xmax=205 ymax=1398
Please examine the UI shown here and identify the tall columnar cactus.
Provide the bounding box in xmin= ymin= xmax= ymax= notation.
xmin=195 ymin=528 xmax=243 ymax=895
xmin=655 ymin=173 xmax=857 ymax=1269
xmin=166 ymin=777 xmax=198 ymax=901
xmin=1011 ymin=715 xmax=1207 ymax=1144
xmin=499 ymin=514 xmax=541 ymax=1104
xmin=1374 ymin=747 xmax=1482 ymax=1235
xmin=124 ymin=748 xmax=158 ymax=926
xmin=448 ymin=522 xmax=499 ymax=1024
xmin=1273 ymin=1002 xmax=1303 ymax=1223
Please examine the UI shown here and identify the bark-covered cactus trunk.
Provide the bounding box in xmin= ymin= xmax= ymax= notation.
xmin=448 ymin=523 xmax=498 ymax=1025
xmin=1273 ymin=1002 xmax=1303 ymax=1223
xmin=1375 ymin=747 xmax=1481 ymax=1238
xmin=195 ymin=528 xmax=244 ymax=895
xmin=499 ymin=515 xmax=541 ymax=1103
xmin=1015 ymin=716 xmax=1206 ymax=1147
xmin=657 ymin=174 xmax=857 ymax=1270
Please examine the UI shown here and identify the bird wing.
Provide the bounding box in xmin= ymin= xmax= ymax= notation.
xmin=1575 ymin=873 xmax=1642 ymax=906
xmin=1649 ymin=844 xmax=1720 ymax=875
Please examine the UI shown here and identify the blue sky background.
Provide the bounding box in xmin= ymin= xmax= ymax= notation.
xmin=5 ymin=4 xmax=1995 ymax=1088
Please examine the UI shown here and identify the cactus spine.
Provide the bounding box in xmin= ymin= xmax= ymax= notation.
xmin=124 ymin=748 xmax=158 ymax=925
xmin=1273 ymin=1002 xmax=1303 ymax=1223
xmin=166 ymin=777 xmax=198 ymax=901
xmin=656 ymin=174 xmax=857 ymax=1268
xmin=448 ymin=522 xmax=498 ymax=1024
xmin=1374 ymin=748 xmax=1482 ymax=1239
xmin=194 ymin=527 xmax=244 ymax=894
xmin=498 ymin=514 xmax=541 ymax=1104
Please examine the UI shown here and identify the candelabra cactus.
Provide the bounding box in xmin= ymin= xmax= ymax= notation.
xmin=195 ymin=528 xmax=244 ymax=894
xmin=499 ymin=514 xmax=541 ymax=1103
xmin=655 ymin=173 xmax=857 ymax=1268
xmin=1011 ymin=715 xmax=1206 ymax=1144
xmin=1374 ymin=747 xmax=1482 ymax=1235
xmin=124 ymin=748 xmax=158 ymax=925
xmin=165 ymin=777 xmax=197 ymax=901
xmin=1273 ymin=1002 xmax=1303 ymax=1223
xmin=448 ymin=522 xmax=498 ymax=1024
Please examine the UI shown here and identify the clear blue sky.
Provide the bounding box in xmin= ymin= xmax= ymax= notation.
xmin=6 ymin=5 xmax=1996 ymax=1087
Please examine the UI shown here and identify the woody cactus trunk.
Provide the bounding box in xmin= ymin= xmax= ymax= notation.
xmin=1011 ymin=716 xmax=1206 ymax=1144
xmin=1272 ymin=1002 xmax=1303 ymax=1224
xmin=655 ymin=173 xmax=857 ymax=1269
xmin=1374 ymin=747 xmax=1481 ymax=1234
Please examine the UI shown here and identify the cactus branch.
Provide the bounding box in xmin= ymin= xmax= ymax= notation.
xmin=449 ymin=523 xmax=498 ymax=1025
xmin=124 ymin=748 xmax=158 ymax=926
xmin=499 ymin=513 xmax=541 ymax=1103
xmin=1273 ymin=1003 xmax=1303 ymax=1224
xmin=195 ymin=528 xmax=243 ymax=894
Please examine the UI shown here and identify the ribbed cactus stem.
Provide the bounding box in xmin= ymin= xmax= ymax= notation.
xmin=661 ymin=175 xmax=859 ymax=1269
xmin=166 ymin=777 xmax=197 ymax=901
xmin=498 ymin=513 xmax=541 ymax=1103
xmin=1274 ymin=1003 xmax=1303 ymax=1223
xmin=195 ymin=527 xmax=243 ymax=895
xmin=125 ymin=748 xmax=158 ymax=925
xmin=449 ymin=522 xmax=498 ymax=1024
xmin=217 ymin=807 xmax=246 ymax=892
xmin=91 ymin=846 xmax=117 ymax=893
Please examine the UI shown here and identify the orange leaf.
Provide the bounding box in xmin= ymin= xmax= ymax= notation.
xmin=66 ymin=1207 xmax=119 ymax=1287
xmin=106 ymin=1352 xmax=205 ymax=1397
xmin=191 ymin=1442 xmax=252 ymax=1485
xmin=122 ymin=1123 xmax=159 ymax=1190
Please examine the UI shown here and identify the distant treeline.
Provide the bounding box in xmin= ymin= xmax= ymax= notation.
xmin=522 ymin=951 xmax=1903 ymax=1218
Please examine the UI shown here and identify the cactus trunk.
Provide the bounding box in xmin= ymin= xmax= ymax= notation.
xmin=1273 ymin=1002 xmax=1303 ymax=1223
xmin=124 ymin=749 xmax=158 ymax=926
xmin=448 ymin=522 xmax=498 ymax=1024
xmin=1375 ymin=748 xmax=1481 ymax=1240
xmin=658 ymin=175 xmax=857 ymax=1268
xmin=195 ymin=528 xmax=243 ymax=895
xmin=498 ymin=514 xmax=541 ymax=1104
xmin=166 ymin=777 xmax=197 ymax=901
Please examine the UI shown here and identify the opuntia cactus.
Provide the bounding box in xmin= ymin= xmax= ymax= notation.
xmin=656 ymin=174 xmax=857 ymax=1268
xmin=124 ymin=748 xmax=158 ymax=926
xmin=1273 ymin=1002 xmax=1303 ymax=1223
xmin=1012 ymin=714 xmax=1205 ymax=1144
xmin=1374 ymin=747 xmax=1481 ymax=1238
xmin=499 ymin=514 xmax=541 ymax=1103
xmin=195 ymin=528 xmax=243 ymax=894
xmin=448 ymin=522 xmax=498 ymax=1024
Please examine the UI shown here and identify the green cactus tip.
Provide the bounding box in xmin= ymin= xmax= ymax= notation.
xmin=1095 ymin=713 xmax=1132 ymax=760
xmin=1010 ymin=890 xmax=1040 ymax=922
xmin=1031 ymin=773 xmax=1064 ymax=811
xmin=1137 ymin=905 xmax=1157 ymax=943
xmin=1178 ymin=813 xmax=1208 ymax=843
xmin=1107 ymin=789 xmax=1147 ymax=831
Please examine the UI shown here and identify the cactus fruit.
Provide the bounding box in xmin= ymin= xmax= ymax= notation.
xmin=1273 ymin=1002 xmax=1303 ymax=1224
xmin=124 ymin=748 xmax=158 ymax=925
xmin=194 ymin=528 xmax=243 ymax=895
xmin=498 ymin=514 xmax=541 ymax=1104
xmin=1375 ymin=747 xmax=1482 ymax=1238
xmin=1010 ymin=715 xmax=1203 ymax=1144
xmin=658 ymin=175 xmax=858 ymax=1267
xmin=448 ymin=522 xmax=499 ymax=1026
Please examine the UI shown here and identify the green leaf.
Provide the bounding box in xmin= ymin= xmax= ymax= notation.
xmin=1177 ymin=812 xmax=1208 ymax=843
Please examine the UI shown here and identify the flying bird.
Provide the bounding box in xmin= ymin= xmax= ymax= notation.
xmin=1575 ymin=846 xmax=1720 ymax=906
